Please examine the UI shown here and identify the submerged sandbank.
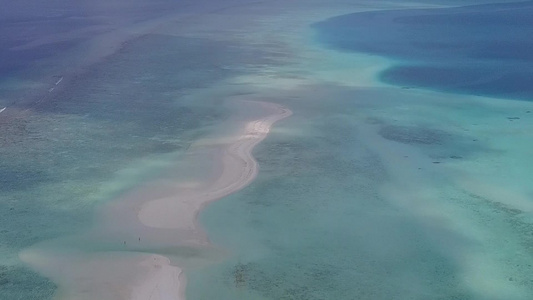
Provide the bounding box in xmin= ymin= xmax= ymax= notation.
xmin=133 ymin=100 xmax=291 ymax=299
xmin=20 ymin=100 xmax=291 ymax=300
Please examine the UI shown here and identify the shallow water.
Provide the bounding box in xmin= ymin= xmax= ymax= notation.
xmin=2 ymin=0 xmax=533 ymax=299
xmin=0 ymin=3 xmax=274 ymax=297
xmin=189 ymin=86 xmax=533 ymax=299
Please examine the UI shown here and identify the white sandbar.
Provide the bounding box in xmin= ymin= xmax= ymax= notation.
xmin=133 ymin=100 xmax=291 ymax=299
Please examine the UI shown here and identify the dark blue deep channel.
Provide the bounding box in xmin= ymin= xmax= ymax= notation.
xmin=313 ymin=1 xmax=533 ymax=101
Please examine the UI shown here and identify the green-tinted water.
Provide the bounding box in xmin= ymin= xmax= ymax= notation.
xmin=2 ymin=1 xmax=533 ymax=299
xmin=0 ymin=30 xmax=270 ymax=299
xmin=189 ymin=86 xmax=533 ymax=299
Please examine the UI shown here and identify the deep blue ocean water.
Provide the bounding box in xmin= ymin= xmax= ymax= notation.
xmin=313 ymin=1 xmax=533 ymax=101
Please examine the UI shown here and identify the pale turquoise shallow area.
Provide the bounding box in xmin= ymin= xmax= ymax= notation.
xmin=188 ymin=85 xmax=533 ymax=299
xmin=190 ymin=98 xmax=464 ymax=299
xmin=0 ymin=29 xmax=271 ymax=299
xmin=184 ymin=2 xmax=533 ymax=299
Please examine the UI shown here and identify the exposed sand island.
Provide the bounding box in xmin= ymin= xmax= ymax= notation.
xmin=139 ymin=101 xmax=292 ymax=230
xmin=20 ymin=100 xmax=291 ymax=300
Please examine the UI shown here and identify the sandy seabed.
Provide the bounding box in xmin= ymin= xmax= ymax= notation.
xmin=133 ymin=101 xmax=291 ymax=300
xmin=21 ymin=100 xmax=291 ymax=300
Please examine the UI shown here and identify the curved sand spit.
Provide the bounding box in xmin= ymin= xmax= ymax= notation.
xmin=138 ymin=101 xmax=292 ymax=230
xmin=19 ymin=101 xmax=291 ymax=300
xmin=134 ymin=101 xmax=292 ymax=300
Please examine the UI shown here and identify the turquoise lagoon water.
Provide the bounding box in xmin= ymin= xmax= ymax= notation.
xmin=0 ymin=17 xmax=273 ymax=299
xmin=2 ymin=0 xmax=533 ymax=300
